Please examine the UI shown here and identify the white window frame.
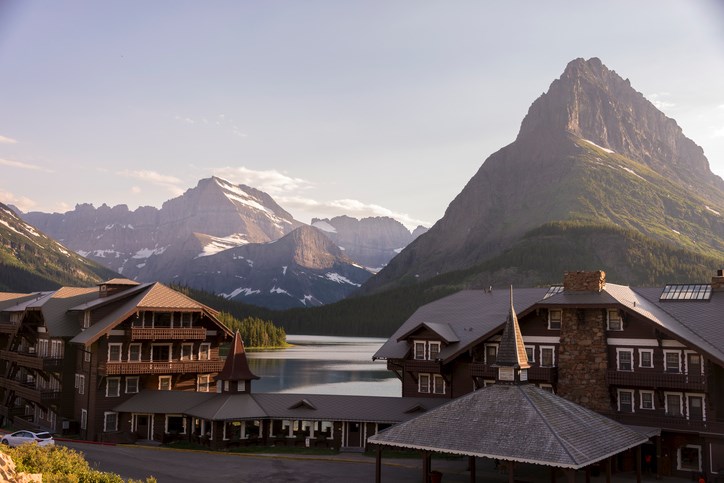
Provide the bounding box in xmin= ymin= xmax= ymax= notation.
xmin=606 ymin=309 xmax=623 ymax=331
xmin=108 ymin=343 xmax=123 ymax=362
xmin=103 ymin=411 xmax=118 ymax=432
xmin=165 ymin=414 xmax=187 ymax=434
xmin=548 ymin=309 xmax=562 ymax=330
xmin=617 ymin=389 xmax=634 ymax=413
xmin=181 ymin=343 xmax=194 ymax=361
xmin=664 ymin=391 xmax=684 ymax=417
xmin=83 ymin=311 xmax=91 ymax=329
xmin=540 ymin=346 xmax=556 ymax=367
xmin=128 ymin=343 xmax=142 ymax=362
xmin=616 ymin=348 xmax=634 ymax=372
xmin=685 ymin=393 xmax=706 ymax=421
xmin=484 ymin=343 xmax=498 ymax=365
xmin=81 ymin=409 xmax=87 ymax=430
xmin=638 ymin=349 xmax=653 ymax=369
xmin=432 ymin=374 xmax=445 ymax=394
xmin=684 ymin=351 xmax=704 ymax=375
xmin=198 ymin=343 xmax=211 ymax=361
xmin=238 ymin=380 xmax=246 ymax=392
xmin=428 ymin=341 xmax=441 ymax=360
xmin=125 ymin=376 xmax=140 ymax=394
xmin=639 ymin=390 xmax=655 ymax=410
xmin=524 ymin=345 xmax=535 ymax=363
xmin=151 ymin=343 xmax=172 ymax=362
xmin=106 ymin=377 xmax=121 ymax=397
xmin=418 ymin=373 xmax=430 ymax=394
xmin=197 ymin=374 xmax=212 ymax=392
xmin=158 ymin=375 xmax=172 ymax=391
xmin=677 ymin=444 xmax=702 ymax=472
xmin=78 ymin=374 xmax=85 ymax=395
xmin=664 ymin=350 xmax=682 ymax=373
xmin=413 ymin=341 xmax=425 ymax=360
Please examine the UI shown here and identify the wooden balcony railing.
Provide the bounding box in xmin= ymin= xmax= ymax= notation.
xmin=130 ymin=327 xmax=208 ymax=340
xmin=0 ymin=350 xmax=64 ymax=372
xmin=0 ymin=378 xmax=61 ymax=405
xmin=605 ymin=369 xmax=707 ymax=391
xmin=604 ymin=411 xmax=724 ymax=435
xmin=102 ymin=359 xmax=224 ymax=375
xmin=403 ymin=360 xmax=442 ymax=374
xmin=470 ymin=363 xmax=558 ymax=384
xmin=0 ymin=322 xmax=19 ymax=334
xmin=470 ymin=363 xmax=496 ymax=379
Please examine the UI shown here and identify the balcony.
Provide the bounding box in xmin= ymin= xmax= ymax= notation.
xmin=130 ymin=327 xmax=207 ymax=341
xmin=469 ymin=363 xmax=558 ymax=384
xmin=0 ymin=378 xmax=61 ymax=405
xmin=403 ymin=359 xmax=442 ymax=374
xmin=102 ymin=359 xmax=224 ymax=375
xmin=605 ymin=411 xmax=724 ymax=435
xmin=605 ymin=370 xmax=707 ymax=391
xmin=470 ymin=363 xmax=496 ymax=379
xmin=0 ymin=322 xmax=19 ymax=334
xmin=0 ymin=350 xmax=64 ymax=372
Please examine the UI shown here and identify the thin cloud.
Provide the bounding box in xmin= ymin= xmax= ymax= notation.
xmin=647 ymin=93 xmax=675 ymax=110
xmin=117 ymin=170 xmax=184 ymax=196
xmin=0 ymin=135 xmax=18 ymax=144
xmin=0 ymin=158 xmax=54 ymax=173
xmin=0 ymin=189 xmax=37 ymax=212
xmin=214 ymin=167 xmax=312 ymax=195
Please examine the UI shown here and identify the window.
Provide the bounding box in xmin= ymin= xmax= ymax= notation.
xmin=428 ymin=341 xmax=441 ymax=360
xmin=81 ymin=409 xmax=87 ymax=430
xmin=154 ymin=312 xmax=172 ymax=328
xmin=179 ymin=313 xmax=193 ymax=328
xmin=166 ymin=415 xmax=186 ymax=434
xmin=78 ymin=375 xmax=85 ymax=395
xmin=525 ymin=346 xmax=535 ymax=363
xmin=664 ymin=350 xmax=681 ymax=373
xmin=607 ymin=309 xmax=623 ymax=331
xmin=106 ymin=377 xmax=120 ymax=397
xmin=103 ymin=412 xmax=118 ymax=432
xmin=82 ymin=311 xmax=91 ymax=329
xmin=485 ymin=344 xmax=498 ymax=365
xmin=181 ymin=343 xmax=193 ymax=361
xmin=84 ymin=351 xmax=91 ymax=362
xmin=617 ymin=389 xmax=634 ymax=413
xmin=128 ymin=344 xmax=141 ymax=362
xmin=677 ymin=445 xmax=702 ymax=472
xmin=432 ymin=374 xmax=445 ymax=394
xmin=158 ymin=376 xmax=172 ymax=391
xmin=687 ymin=394 xmax=705 ymax=421
xmin=686 ymin=353 xmax=703 ymax=375
xmin=50 ymin=340 xmax=63 ymax=358
xmin=126 ymin=376 xmax=139 ymax=394
xmin=640 ymin=390 xmax=655 ymax=410
xmin=198 ymin=343 xmax=211 ymax=361
xmin=639 ymin=349 xmax=653 ymax=368
xmin=665 ymin=392 xmax=683 ymax=417
xmin=238 ymin=380 xmax=246 ymax=392
xmin=108 ymin=343 xmax=123 ymax=362
xmin=414 ymin=341 xmax=425 ymax=360
xmin=197 ymin=374 xmax=212 ymax=392
xmin=418 ymin=373 xmax=430 ymax=394
xmin=616 ymin=348 xmax=633 ymax=371
xmin=151 ymin=344 xmax=171 ymax=362
xmin=548 ymin=309 xmax=562 ymax=330
xmin=540 ymin=346 xmax=555 ymax=367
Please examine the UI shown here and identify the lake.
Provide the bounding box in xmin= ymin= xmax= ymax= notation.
xmin=245 ymin=335 xmax=401 ymax=396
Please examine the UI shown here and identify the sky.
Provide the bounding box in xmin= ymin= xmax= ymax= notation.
xmin=1 ymin=1 xmax=724 ymax=230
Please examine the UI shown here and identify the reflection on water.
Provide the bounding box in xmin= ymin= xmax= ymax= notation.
xmin=246 ymin=335 xmax=401 ymax=397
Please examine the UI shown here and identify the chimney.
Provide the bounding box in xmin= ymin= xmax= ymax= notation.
xmin=713 ymin=269 xmax=724 ymax=292
xmin=563 ymin=270 xmax=606 ymax=292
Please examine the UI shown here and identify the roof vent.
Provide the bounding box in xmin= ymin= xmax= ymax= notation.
xmin=713 ymin=270 xmax=724 ymax=292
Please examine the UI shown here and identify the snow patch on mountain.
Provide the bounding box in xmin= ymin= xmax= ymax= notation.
xmin=196 ymin=233 xmax=249 ymax=258
xmin=282 ymin=266 xmax=287 ymax=275
xmin=705 ymin=205 xmax=721 ymax=216
xmin=324 ymin=273 xmax=361 ymax=286
xmin=619 ymin=165 xmax=646 ymax=181
xmin=311 ymin=220 xmax=337 ymax=233
xmin=270 ymin=286 xmax=291 ymax=295
xmin=222 ymin=287 xmax=261 ymax=298
xmin=583 ymin=139 xmax=615 ymax=154
xmin=133 ymin=246 xmax=169 ymax=259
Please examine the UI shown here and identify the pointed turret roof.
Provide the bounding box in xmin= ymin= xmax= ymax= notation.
xmin=493 ymin=286 xmax=530 ymax=370
xmin=218 ymin=330 xmax=260 ymax=382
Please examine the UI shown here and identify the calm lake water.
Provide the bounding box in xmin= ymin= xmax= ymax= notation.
xmin=246 ymin=335 xmax=401 ymax=396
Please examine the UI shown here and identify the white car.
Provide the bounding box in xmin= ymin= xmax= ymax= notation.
xmin=1 ymin=430 xmax=55 ymax=447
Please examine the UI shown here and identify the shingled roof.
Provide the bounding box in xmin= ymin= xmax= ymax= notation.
xmin=493 ymin=287 xmax=529 ymax=370
xmin=368 ymin=383 xmax=647 ymax=469
xmin=217 ymin=330 xmax=259 ymax=382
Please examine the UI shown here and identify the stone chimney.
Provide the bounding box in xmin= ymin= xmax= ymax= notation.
xmin=712 ymin=269 xmax=724 ymax=292
xmin=563 ymin=270 xmax=606 ymax=292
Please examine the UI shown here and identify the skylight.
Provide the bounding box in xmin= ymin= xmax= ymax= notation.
xmin=543 ymin=285 xmax=564 ymax=299
xmin=660 ymin=284 xmax=711 ymax=301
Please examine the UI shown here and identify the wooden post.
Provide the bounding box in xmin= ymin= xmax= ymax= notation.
xmin=421 ymin=453 xmax=429 ymax=483
xmin=585 ymin=466 xmax=591 ymax=483
xmin=655 ymin=435 xmax=662 ymax=480
xmin=468 ymin=456 xmax=476 ymax=483
xmin=636 ymin=446 xmax=642 ymax=483
xmin=566 ymin=469 xmax=576 ymax=483
xmin=605 ymin=456 xmax=612 ymax=483
xmin=375 ymin=447 xmax=381 ymax=483
xmin=550 ymin=466 xmax=557 ymax=483
xmin=508 ymin=461 xmax=514 ymax=483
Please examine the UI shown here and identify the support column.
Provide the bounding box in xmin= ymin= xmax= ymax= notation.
xmin=585 ymin=467 xmax=590 ymax=483
xmin=508 ymin=461 xmax=514 ymax=483
xmin=468 ymin=456 xmax=475 ymax=483
xmin=605 ymin=457 xmax=611 ymax=483
xmin=375 ymin=447 xmax=381 ymax=483
xmin=421 ymin=453 xmax=430 ymax=483
xmin=636 ymin=446 xmax=642 ymax=483
xmin=566 ymin=469 xmax=576 ymax=483
xmin=655 ymin=436 xmax=662 ymax=480
xmin=550 ymin=467 xmax=556 ymax=483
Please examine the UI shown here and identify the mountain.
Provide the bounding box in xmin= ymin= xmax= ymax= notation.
xmin=311 ymin=215 xmax=427 ymax=270
xmin=0 ymin=202 xmax=117 ymax=291
xmin=363 ymin=57 xmax=724 ymax=293
xmin=169 ymin=225 xmax=372 ymax=309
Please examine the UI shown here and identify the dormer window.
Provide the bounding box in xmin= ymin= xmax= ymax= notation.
xmin=548 ymin=309 xmax=562 ymax=330
xmin=607 ymin=309 xmax=623 ymax=331
xmin=413 ymin=340 xmax=442 ymax=361
xmin=429 ymin=342 xmax=441 ymax=360
xmin=414 ymin=341 xmax=426 ymax=360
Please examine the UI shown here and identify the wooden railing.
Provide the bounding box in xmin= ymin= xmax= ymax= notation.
xmin=403 ymin=360 xmax=442 ymax=374
xmin=0 ymin=322 xmax=19 ymax=334
xmin=0 ymin=350 xmax=64 ymax=372
xmin=0 ymin=378 xmax=61 ymax=405
xmin=604 ymin=411 xmax=724 ymax=435
xmin=130 ymin=327 xmax=207 ymax=340
xmin=102 ymin=359 xmax=224 ymax=375
xmin=605 ymin=369 xmax=707 ymax=391
xmin=469 ymin=363 xmax=558 ymax=384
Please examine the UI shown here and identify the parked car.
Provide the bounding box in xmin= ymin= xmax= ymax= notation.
xmin=0 ymin=430 xmax=55 ymax=447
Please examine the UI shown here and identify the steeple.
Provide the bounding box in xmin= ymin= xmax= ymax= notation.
xmin=216 ymin=330 xmax=260 ymax=394
xmin=492 ymin=286 xmax=530 ymax=384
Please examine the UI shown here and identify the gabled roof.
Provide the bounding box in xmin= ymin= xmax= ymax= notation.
xmin=368 ymin=384 xmax=647 ymax=469
xmin=136 ymin=283 xmax=209 ymax=311
xmin=217 ymin=331 xmax=259 ymax=382
xmin=69 ymin=283 xmax=152 ymax=312
xmin=397 ymin=321 xmax=459 ymax=344
xmin=185 ymin=393 xmax=267 ymax=420
xmin=37 ymin=287 xmax=100 ymax=337
xmin=0 ymin=293 xmax=38 ymax=310
xmin=100 ymin=278 xmax=140 ymax=286
xmin=374 ymin=288 xmax=549 ymax=363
